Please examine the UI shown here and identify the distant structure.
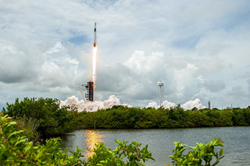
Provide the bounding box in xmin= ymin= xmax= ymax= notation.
xmin=208 ymin=101 xmax=210 ymax=109
xmin=157 ymin=80 xmax=164 ymax=106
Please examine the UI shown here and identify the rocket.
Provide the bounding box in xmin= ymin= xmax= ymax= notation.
xmin=94 ymin=22 xmax=97 ymax=47
xmin=92 ymin=22 xmax=97 ymax=91
xmin=79 ymin=23 xmax=97 ymax=102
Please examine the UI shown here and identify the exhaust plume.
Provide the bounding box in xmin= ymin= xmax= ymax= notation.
xmin=60 ymin=95 xmax=206 ymax=112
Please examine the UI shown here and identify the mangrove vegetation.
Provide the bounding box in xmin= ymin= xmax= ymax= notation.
xmin=2 ymin=97 xmax=250 ymax=139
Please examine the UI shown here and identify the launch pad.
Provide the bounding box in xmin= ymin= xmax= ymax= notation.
xmin=83 ymin=81 xmax=94 ymax=101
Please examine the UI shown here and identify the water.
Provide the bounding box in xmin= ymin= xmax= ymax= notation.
xmin=60 ymin=126 xmax=250 ymax=166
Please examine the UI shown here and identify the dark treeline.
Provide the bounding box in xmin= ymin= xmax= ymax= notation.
xmin=80 ymin=105 xmax=250 ymax=129
xmin=2 ymin=97 xmax=250 ymax=139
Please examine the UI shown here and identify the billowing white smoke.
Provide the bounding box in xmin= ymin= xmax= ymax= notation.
xmin=181 ymin=98 xmax=206 ymax=110
xmin=60 ymin=95 xmax=132 ymax=112
xmin=61 ymin=96 xmax=206 ymax=112
xmin=146 ymin=98 xmax=205 ymax=110
xmin=146 ymin=102 xmax=159 ymax=109
xmin=162 ymin=101 xmax=177 ymax=109
xmin=146 ymin=101 xmax=176 ymax=109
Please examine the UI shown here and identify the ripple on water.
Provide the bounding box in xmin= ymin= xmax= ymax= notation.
xmin=60 ymin=126 xmax=250 ymax=165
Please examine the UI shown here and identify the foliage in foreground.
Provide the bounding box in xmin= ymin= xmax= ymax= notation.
xmin=1 ymin=114 xmax=224 ymax=165
xmin=87 ymin=140 xmax=154 ymax=166
xmin=14 ymin=116 xmax=41 ymax=141
xmin=169 ymin=138 xmax=224 ymax=166
xmin=0 ymin=114 xmax=154 ymax=165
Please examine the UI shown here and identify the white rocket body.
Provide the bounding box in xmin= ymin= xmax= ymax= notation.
xmin=94 ymin=23 xmax=97 ymax=47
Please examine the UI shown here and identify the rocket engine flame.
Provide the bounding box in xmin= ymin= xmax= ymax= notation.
xmin=92 ymin=46 xmax=97 ymax=88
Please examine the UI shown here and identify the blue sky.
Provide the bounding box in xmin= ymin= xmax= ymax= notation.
xmin=0 ymin=0 xmax=250 ymax=109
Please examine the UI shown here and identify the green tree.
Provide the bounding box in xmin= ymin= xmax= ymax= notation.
xmin=0 ymin=114 xmax=84 ymax=165
xmin=3 ymin=97 xmax=81 ymax=138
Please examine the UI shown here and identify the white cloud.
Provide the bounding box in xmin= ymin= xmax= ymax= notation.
xmin=198 ymin=80 xmax=226 ymax=92
xmin=0 ymin=40 xmax=41 ymax=83
xmin=1 ymin=0 xmax=250 ymax=108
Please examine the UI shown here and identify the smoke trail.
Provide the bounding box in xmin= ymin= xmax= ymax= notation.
xmin=92 ymin=22 xmax=97 ymax=88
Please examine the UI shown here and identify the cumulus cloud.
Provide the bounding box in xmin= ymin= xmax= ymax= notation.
xmin=1 ymin=0 xmax=250 ymax=108
xmin=94 ymin=50 xmax=177 ymax=102
xmin=198 ymin=80 xmax=226 ymax=92
xmin=247 ymin=80 xmax=250 ymax=92
xmin=0 ymin=40 xmax=40 ymax=83
xmin=227 ymin=86 xmax=246 ymax=97
xmin=123 ymin=50 xmax=177 ymax=95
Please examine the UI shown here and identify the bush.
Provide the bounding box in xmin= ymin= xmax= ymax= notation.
xmin=0 ymin=114 xmax=154 ymax=166
xmin=0 ymin=114 xmax=85 ymax=165
xmin=169 ymin=138 xmax=224 ymax=166
xmin=2 ymin=97 xmax=81 ymax=138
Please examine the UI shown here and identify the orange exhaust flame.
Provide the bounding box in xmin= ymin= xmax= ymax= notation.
xmin=92 ymin=46 xmax=97 ymax=89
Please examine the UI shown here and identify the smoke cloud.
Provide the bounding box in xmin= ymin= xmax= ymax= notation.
xmin=60 ymin=95 xmax=132 ymax=112
xmin=60 ymin=95 xmax=206 ymax=112
xmin=181 ymin=98 xmax=206 ymax=110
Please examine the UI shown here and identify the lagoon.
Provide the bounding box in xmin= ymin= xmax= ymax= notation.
xmin=60 ymin=126 xmax=250 ymax=165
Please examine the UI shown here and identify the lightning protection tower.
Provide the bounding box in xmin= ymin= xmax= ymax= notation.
xmin=157 ymin=80 xmax=164 ymax=106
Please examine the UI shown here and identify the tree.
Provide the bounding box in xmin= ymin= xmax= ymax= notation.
xmin=2 ymin=97 xmax=81 ymax=137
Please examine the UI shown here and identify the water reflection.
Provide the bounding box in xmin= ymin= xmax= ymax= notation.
xmin=60 ymin=127 xmax=250 ymax=166
xmin=84 ymin=130 xmax=104 ymax=158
